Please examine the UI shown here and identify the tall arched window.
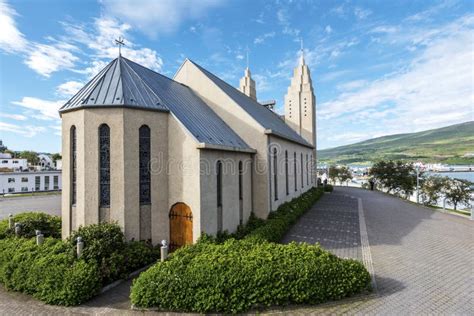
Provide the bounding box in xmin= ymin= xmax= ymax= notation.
xmin=139 ymin=125 xmax=151 ymax=204
xmin=306 ymin=153 xmax=309 ymax=185
xmin=273 ymin=148 xmax=278 ymax=201
xmin=285 ymin=150 xmax=289 ymax=195
xmin=216 ymin=160 xmax=223 ymax=231
xmin=99 ymin=124 xmax=110 ymax=207
xmin=238 ymin=161 xmax=243 ymax=201
xmin=310 ymin=154 xmax=313 ymax=183
xmin=294 ymin=152 xmax=297 ymax=192
xmin=70 ymin=126 xmax=77 ymax=206
xmin=301 ymin=153 xmax=304 ymax=188
xmin=238 ymin=161 xmax=243 ymax=225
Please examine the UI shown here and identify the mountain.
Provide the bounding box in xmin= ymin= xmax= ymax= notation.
xmin=318 ymin=121 xmax=474 ymax=165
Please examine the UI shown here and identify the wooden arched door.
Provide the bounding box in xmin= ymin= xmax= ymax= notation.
xmin=169 ymin=203 xmax=193 ymax=251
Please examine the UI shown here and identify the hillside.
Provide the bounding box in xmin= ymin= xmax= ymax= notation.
xmin=318 ymin=121 xmax=474 ymax=165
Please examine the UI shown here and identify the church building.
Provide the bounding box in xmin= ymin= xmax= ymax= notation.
xmin=59 ymin=50 xmax=316 ymax=249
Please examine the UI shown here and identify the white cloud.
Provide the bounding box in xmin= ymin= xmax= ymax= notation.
xmin=0 ymin=0 xmax=27 ymax=53
xmin=100 ymin=0 xmax=225 ymax=37
xmin=254 ymin=32 xmax=275 ymax=44
xmin=12 ymin=97 xmax=65 ymax=121
xmin=337 ymin=80 xmax=368 ymax=91
xmin=56 ymin=81 xmax=84 ymax=97
xmin=64 ymin=17 xmax=163 ymax=74
xmin=25 ymin=43 xmax=79 ymax=77
xmin=0 ymin=122 xmax=46 ymax=137
xmin=325 ymin=25 xmax=332 ymax=34
xmin=354 ymin=7 xmax=372 ymax=20
xmin=0 ymin=112 xmax=27 ymax=120
xmin=319 ymin=15 xmax=474 ymax=134
xmin=277 ymin=9 xmax=300 ymax=38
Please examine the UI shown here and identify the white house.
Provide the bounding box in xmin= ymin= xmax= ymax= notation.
xmin=0 ymin=170 xmax=62 ymax=194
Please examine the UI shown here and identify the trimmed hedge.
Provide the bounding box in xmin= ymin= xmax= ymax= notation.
xmin=324 ymin=184 xmax=334 ymax=192
xmin=0 ymin=237 xmax=100 ymax=305
xmin=0 ymin=212 xmax=61 ymax=239
xmin=131 ymin=187 xmax=371 ymax=313
xmin=131 ymin=239 xmax=370 ymax=313
xmin=0 ymin=220 xmax=159 ymax=306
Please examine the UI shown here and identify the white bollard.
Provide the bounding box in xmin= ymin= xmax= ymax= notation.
xmin=14 ymin=223 xmax=21 ymax=236
xmin=160 ymin=239 xmax=168 ymax=262
xmin=77 ymin=236 xmax=84 ymax=258
xmin=8 ymin=214 xmax=13 ymax=229
xmin=36 ymin=230 xmax=44 ymax=245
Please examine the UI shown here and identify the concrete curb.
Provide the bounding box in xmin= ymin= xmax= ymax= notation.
xmin=357 ymin=197 xmax=377 ymax=293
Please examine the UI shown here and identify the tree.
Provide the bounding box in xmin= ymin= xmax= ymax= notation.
xmin=420 ymin=176 xmax=448 ymax=206
xmin=19 ymin=150 xmax=39 ymax=165
xmin=338 ymin=166 xmax=353 ymax=185
xmin=328 ymin=165 xmax=339 ymax=185
xmin=369 ymin=160 xmax=417 ymax=198
xmin=443 ymin=178 xmax=472 ymax=210
xmin=51 ymin=153 xmax=62 ymax=163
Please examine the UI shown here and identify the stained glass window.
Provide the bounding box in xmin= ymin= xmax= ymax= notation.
xmin=99 ymin=124 xmax=110 ymax=207
xmin=71 ymin=126 xmax=77 ymax=205
xmin=273 ymin=148 xmax=278 ymax=201
xmin=301 ymin=153 xmax=304 ymax=188
xmin=294 ymin=152 xmax=297 ymax=191
xmin=285 ymin=150 xmax=289 ymax=195
xmin=139 ymin=125 xmax=151 ymax=204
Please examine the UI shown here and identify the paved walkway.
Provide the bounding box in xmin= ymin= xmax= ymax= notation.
xmin=279 ymin=187 xmax=473 ymax=314
xmin=0 ymin=194 xmax=61 ymax=219
xmin=0 ymin=187 xmax=472 ymax=314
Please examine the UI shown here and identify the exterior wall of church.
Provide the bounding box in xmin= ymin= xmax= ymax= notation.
xmin=61 ymin=108 xmax=169 ymax=244
xmin=199 ymin=150 xmax=253 ymax=236
xmin=268 ymin=135 xmax=316 ymax=211
xmin=167 ymin=116 xmax=202 ymax=243
xmin=175 ymin=61 xmax=271 ymax=219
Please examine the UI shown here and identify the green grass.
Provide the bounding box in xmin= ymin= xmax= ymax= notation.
xmin=318 ymin=121 xmax=474 ymax=165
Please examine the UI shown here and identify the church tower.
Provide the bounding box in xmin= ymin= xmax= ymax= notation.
xmin=239 ymin=68 xmax=257 ymax=101
xmin=284 ymin=46 xmax=316 ymax=147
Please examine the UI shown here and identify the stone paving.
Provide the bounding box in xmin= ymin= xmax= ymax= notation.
xmin=0 ymin=187 xmax=472 ymax=315
xmin=282 ymin=192 xmax=362 ymax=260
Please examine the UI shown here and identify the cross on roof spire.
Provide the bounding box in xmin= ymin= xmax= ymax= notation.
xmin=115 ymin=37 xmax=125 ymax=56
xmin=299 ymin=38 xmax=305 ymax=65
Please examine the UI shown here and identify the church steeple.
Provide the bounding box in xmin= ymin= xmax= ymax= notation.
xmin=284 ymin=43 xmax=316 ymax=147
xmin=239 ymin=67 xmax=257 ymax=101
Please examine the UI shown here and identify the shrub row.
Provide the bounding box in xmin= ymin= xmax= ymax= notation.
xmin=131 ymin=239 xmax=371 ymax=313
xmin=131 ymin=187 xmax=371 ymax=313
xmin=0 ymin=237 xmax=100 ymax=305
xmin=0 ymin=219 xmax=159 ymax=306
xmin=0 ymin=212 xmax=61 ymax=239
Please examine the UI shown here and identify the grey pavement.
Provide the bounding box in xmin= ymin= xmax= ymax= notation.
xmin=0 ymin=187 xmax=472 ymax=315
xmin=0 ymin=194 xmax=61 ymax=219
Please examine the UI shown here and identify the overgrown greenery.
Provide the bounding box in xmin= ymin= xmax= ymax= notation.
xmin=0 ymin=217 xmax=159 ymax=306
xmin=131 ymin=187 xmax=372 ymax=313
xmin=0 ymin=212 xmax=61 ymax=239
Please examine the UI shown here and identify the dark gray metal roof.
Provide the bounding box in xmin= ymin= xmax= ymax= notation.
xmin=187 ymin=60 xmax=313 ymax=148
xmin=59 ymin=57 xmax=251 ymax=151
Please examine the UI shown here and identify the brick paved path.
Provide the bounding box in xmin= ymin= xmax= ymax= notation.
xmin=0 ymin=187 xmax=472 ymax=314
xmin=277 ymin=187 xmax=473 ymax=314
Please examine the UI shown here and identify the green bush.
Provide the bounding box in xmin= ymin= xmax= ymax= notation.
xmin=324 ymin=184 xmax=334 ymax=192
xmin=0 ymin=237 xmax=100 ymax=305
xmin=0 ymin=212 xmax=61 ymax=239
xmin=67 ymin=223 xmax=159 ymax=284
xmin=131 ymin=239 xmax=371 ymax=313
xmin=0 ymin=222 xmax=159 ymax=306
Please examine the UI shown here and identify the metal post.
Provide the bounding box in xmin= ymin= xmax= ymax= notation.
xmin=8 ymin=214 xmax=13 ymax=229
xmin=36 ymin=230 xmax=44 ymax=245
xmin=161 ymin=240 xmax=168 ymax=262
xmin=416 ymin=166 xmax=420 ymax=204
xmin=14 ymin=222 xmax=21 ymax=236
xmin=76 ymin=236 xmax=84 ymax=258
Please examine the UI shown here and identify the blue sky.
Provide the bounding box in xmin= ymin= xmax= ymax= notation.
xmin=0 ymin=0 xmax=472 ymax=153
